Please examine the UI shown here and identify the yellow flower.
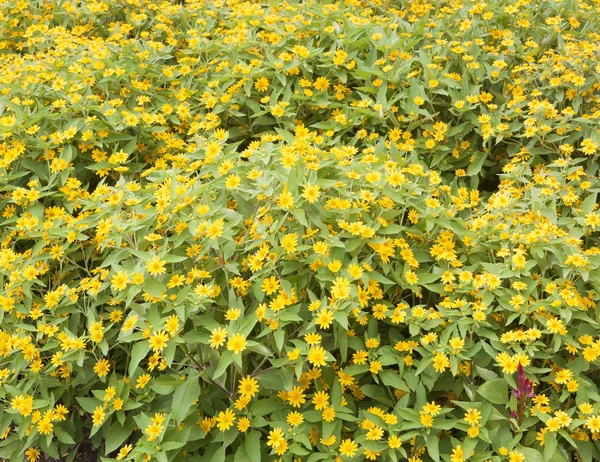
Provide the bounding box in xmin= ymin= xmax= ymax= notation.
xmin=450 ymin=445 xmax=464 ymax=462
xmin=449 ymin=337 xmax=465 ymax=353
xmin=423 ymin=402 xmax=441 ymax=416
xmin=25 ymin=448 xmax=40 ymax=462
xmin=144 ymin=423 xmax=163 ymax=442
xmin=271 ymin=105 xmax=285 ymax=117
xmin=37 ymin=419 xmax=53 ymax=435
xmin=164 ymin=315 xmax=180 ymax=335
xmin=122 ymin=315 xmax=138 ymax=332
xmin=116 ymin=445 xmax=133 ymax=460
xmin=464 ymin=409 xmax=481 ymax=424
xmin=508 ymin=451 xmax=525 ymax=462
xmin=254 ymin=77 xmax=269 ymax=92
xmin=420 ymin=411 xmax=433 ymax=427
xmin=216 ymin=408 xmax=236 ymax=431
xmin=93 ymin=359 xmax=111 ymax=378
xmin=312 ymin=390 xmax=329 ymax=410
xmin=307 ymin=345 xmax=328 ymax=367
xmin=145 ymin=256 xmax=166 ymax=277
xmin=225 ymin=308 xmax=241 ymax=321
xmin=580 ymin=138 xmax=598 ymax=155
xmin=148 ymin=330 xmax=169 ymax=352
xmin=369 ymin=361 xmax=382 ymax=374
xmin=331 ymin=48 xmax=348 ymax=65
xmin=113 ymin=398 xmax=124 ymax=411
xmin=316 ymin=309 xmax=334 ymax=329
xmin=405 ymin=270 xmax=419 ymax=285
xmin=92 ymin=407 xmax=104 ymax=427
xmin=287 ymin=411 xmax=304 ymax=426
xmin=238 ymin=375 xmax=259 ymax=398
xmin=323 ymin=406 xmax=336 ymax=422
xmin=136 ymin=374 xmax=151 ymax=389
xmin=432 ymin=352 xmax=450 ymax=373
xmin=281 ymin=233 xmax=298 ymax=254
xmin=227 ymin=333 xmax=247 ymax=354
xmin=585 ymin=415 xmax=600 ymax=433
xmin=314 ymin=76 xmax=330 ymax=91
xmin=328 ymin=260 xmax=343 ymax=272
xmin=267 ymin=427 xmax=286 ymax=449
xmin=111 ymin=271 xmax=129 ymax=290
xmin=302 ymin=184 xmax=321 ymax=203
xmin=225 ymin=174 xmax=241 ymax=189
xmin=331 ymin=277 xmax=351 ymax=299
xmin=210 ymin=327 xmax=227 ymax=349
xmin=468 ymin=425 xmax=480 ymax=438
xmin=339 ymin=438 xmax=358 ymax=457
xmin=206 ymin=219 xmax=224 ymax=239
xmin=237 ymin=416 xmax=251 ymax=432
xmin=546 ymin=316 xmax=567 ymax=335
xmin=261 ymin=276 xmax=280 ymax=295
xmin=287 ymin=386 xmax=306 ymax=408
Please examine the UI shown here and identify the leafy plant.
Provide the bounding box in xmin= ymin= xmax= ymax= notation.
xmin=0 ymin=0 xmax=600 ymax=461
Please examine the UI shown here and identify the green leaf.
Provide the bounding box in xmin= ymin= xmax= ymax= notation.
xmin=275 ymin=128 xmax=295 ymax=144
xmin=172 ymin=373 xmax=201 ymax=424
xmin=574 ymin=441 xmax=593 ymax=462
xmin=427 ymin=433 xmax=440 ymax=462
xmin=213 ymin=351 xmax=234 ymax=380
xmin=105 ymin=419 xmax=136 ymax=454
xmin=547 ymin=453 xmax=568 ymax=462
xmin=54 ymin=426 xmax=76 ymax=445
xmin=520 ymin=447 xmax=543 ymax=462
xmin=245 ymin=430 xmax=261 ymax=462
xmin=129 ymin=341 xmax=148 ymax=376
xmin=580 ymin=193 xmax=597 ymax=214
xmin=380 ymin=370 xmax=409 ymax=392
xmin=75 ymin=397 xmax=102 ymax=414
xmin=307 ymin=454 xmax=330 ymax=462
xmin=144 ymin=278 xmax=166 ymax=297
xmin=368 ymin=272 xmax=395 ymax=285
xmin=252 ymin=398 xmax=286 ymax=416
xmin=210 ymin=445 xmax=226 ymax=462
xmin=477 ymin=379 xmax=509 ymax=405
xmin=475 ymin=366 xmax=498 ymax=381
xmin=467 ymin=150 xmax=487 ymax=176
xmin=334 ymin=311 xmax=348 ymax=330
xmin=543 ymin=431 xmax=559 ymax=462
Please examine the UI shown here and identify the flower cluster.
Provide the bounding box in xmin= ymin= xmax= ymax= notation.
xmin=1 ymin=0 xmax=600 ymax=461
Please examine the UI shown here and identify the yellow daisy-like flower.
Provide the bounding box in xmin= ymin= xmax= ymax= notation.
xmin=307 ymin=345 xmax=328 ymax=367
xmin=339 ymin=438 xmax=358 ymax=457
xmin=216 ymin=408 xmax=236 ymax=431
xmin=210 ymin=327 xmax=227 ymax=349
xmin=93 ymin=358 xmax=110 ymax=378
xmin=145 ymin=255 xmax=166 ymax=277
xmin=148 ymin=330 xmax=169 ymax=352
xmin=287 ymin=411 xmax=304 ymax=426
xmin=227 ymin=333 xmax=247 ymax=354
xmin=238 ymin=375 xmax=259 ymax=398
xmin=91 ymin=407 xmax=104 ymax=427
xmin=432 ymin=352 xmax=450 ymax=373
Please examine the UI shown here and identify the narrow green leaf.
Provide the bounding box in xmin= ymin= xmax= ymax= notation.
xmin=129 ymin=341 xmax=148 ymax=376
xmin=245 ymin=430 xmax=261 ymax=462
xmin=172 ymin=373 xmax=201 ymax=424
xmin=427 ymin=433 xmax=440 ymax=462
xmin=213 ymin=351 xmax=234 ymax=380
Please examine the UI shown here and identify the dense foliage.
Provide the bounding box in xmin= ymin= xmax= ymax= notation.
xmin=1 ymin=0 xmax=600 ymax=461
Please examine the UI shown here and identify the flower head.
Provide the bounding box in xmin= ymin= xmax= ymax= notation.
xmin=513 ymin=363 xmax=535 ymax=399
